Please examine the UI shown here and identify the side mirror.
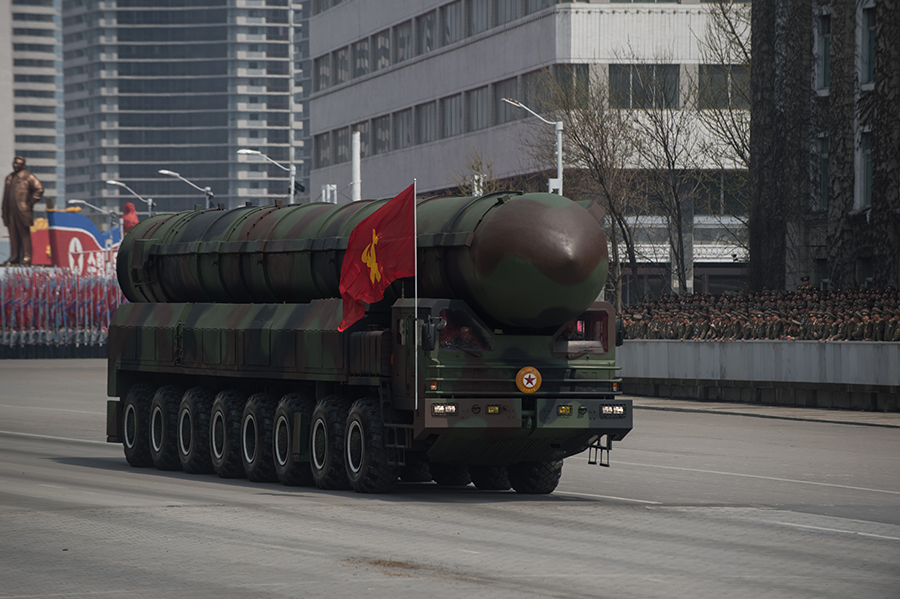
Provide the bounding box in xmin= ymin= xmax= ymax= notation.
xmin=615 ymin=318 xmax=625 ymax=347
xmin=421 ymin=316 xmax=446 ymax=352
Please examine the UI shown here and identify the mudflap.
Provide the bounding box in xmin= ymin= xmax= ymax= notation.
xmin=107 ymin=399 xmax=122 ymax=443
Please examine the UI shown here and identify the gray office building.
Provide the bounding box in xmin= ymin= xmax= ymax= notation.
xmin=63 ymin=0 xmax=310 ymax=214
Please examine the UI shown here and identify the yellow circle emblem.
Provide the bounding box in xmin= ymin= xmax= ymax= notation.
xmin=516 ymin=366 xmax=542 ymax=394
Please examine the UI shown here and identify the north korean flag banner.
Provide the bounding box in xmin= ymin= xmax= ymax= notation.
xmin=338 ymin=184 xmax=416 ymax=331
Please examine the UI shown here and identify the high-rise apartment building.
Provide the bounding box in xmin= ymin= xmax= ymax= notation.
xmin=63 ymin=0 xmax=310 ymax=214
xmin=5 ymin=0 xmax=65 ymax=200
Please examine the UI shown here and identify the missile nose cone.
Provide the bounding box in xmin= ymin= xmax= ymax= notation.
xmin=468 ymin=195 xmax=609 ymax=329
xmin=471 ymin=196 xmax=607 ymax=284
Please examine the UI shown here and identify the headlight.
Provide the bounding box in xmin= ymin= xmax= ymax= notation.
xmin=602 ymin=405 xmax=625 ymax=416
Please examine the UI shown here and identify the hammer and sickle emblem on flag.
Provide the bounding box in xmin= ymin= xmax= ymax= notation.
xmin=362 ymin=228 xmax=381 ymax=284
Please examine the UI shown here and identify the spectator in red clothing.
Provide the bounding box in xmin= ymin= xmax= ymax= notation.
xmin=122 ymin=202 xmax=139 ymax=235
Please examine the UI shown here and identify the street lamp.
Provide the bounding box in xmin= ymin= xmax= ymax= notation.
xmin=158 ymin=169 xmax=214 ymax=209
xmin=501 ymin=97 xmax=564 ymax=195
xmin=105 ymin=179 xmax=153 ymax=217
xmin=237 ymin=149 xmax=300 ymax=205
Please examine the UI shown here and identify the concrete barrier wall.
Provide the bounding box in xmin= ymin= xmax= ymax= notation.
xmin=617 ymin=340 xmax=900 ymax=387
xmin=616 ymin=340 xmax=900 ymax=411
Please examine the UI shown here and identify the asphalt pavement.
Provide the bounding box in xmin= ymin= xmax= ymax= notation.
xmin=628 ymin=395 xmax=900 ymax=428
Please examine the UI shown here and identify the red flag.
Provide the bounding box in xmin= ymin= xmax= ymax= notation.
xmin=338 ymin=184 xmax=416 ymax=331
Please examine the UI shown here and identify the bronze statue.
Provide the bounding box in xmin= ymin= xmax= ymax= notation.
xmin=2 ymin=156 xmax=44 ymax=266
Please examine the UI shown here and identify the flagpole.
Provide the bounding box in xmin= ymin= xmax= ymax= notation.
xmin=413 ymin=179 xmax=418 ymax=412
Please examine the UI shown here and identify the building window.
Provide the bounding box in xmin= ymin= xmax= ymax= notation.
xmin=495 ymin=78 xmax=519 ymax=125
xmin=395 ymin=21 xmax=413 ymax=63
xmin=394 ymin=109 xmax=412 ymax=150
xmin=352 ymin=40 xmax=369 ymax=78
xmin=609 ymin=64 xmax=680 ymax=109
xmin=374 ymin=115 xmax=391 ymax=154
xmin=496 ymin=0 xmax=518 ymax=25
xmin=861 ymin=7 xmax=875 ymax=85
xmin=816 ymin=136 xmax=829 ymax=212
xmin=469 ymin=0 xmax=490 ymax=35
xmin=467 ymin=86 xmax=489 ymax=132
xmin=335 ymin=127 xmax=350 ymax=164
xmin=860 ymin=131 xmax=873 ymax=208
xmin=524 ymin=0 xmax=555 ymax=15
xmin=416 ymin=102 xmax=436 ymax=144
xmin=315 ymin=132 xmax=331 ymax=168
xmin=442 ymin=1 xmax=464 ymax=46
xmin=441 ymin=94 xmax=462 ymax=138
xmin=334 ymin=46 xmax=349 ymax=84
xmin=418 ymin=11 xmax=436 ymax=55
xmin=699 ymin=64 xmax=749 ymax=109
xmin=314 ymin=55 xmax=330 ymax=91
xmin=555 ymin=64 xmax=589 ymax=94
xmin=816 ymin=14 xmax=831 ymax=91
xmin=374 ymin=30 xmax=391 ymax=71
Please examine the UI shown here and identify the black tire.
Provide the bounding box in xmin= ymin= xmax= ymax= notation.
xmin=273 ymin=392 xmax=315 ymax=486
xmin=309 ymin=395 xmax=352 ymax=490
xmin=242 ymin=393 xmax=279 ymax=482
xmin=509 ymin=460 xmax=564 ymax=494
xmin=344 ymin=398 xmax=398 ymax=494
xmin=149 ymin=385 xmax=185 ymax=471
xmin=177 ymin=387 xmax=216 ymax=474
xmin=399 ymin=453 xmax=432 ymax=483
xmin=122 ymin=383 xmax=156 ymax=468
xmin=430 ymin=463 xmax=471 ymax=487
xmin=210 ymin=389 xmax=248 ymax=479
xmin=470 ymin=466 xmax=511 ymax=491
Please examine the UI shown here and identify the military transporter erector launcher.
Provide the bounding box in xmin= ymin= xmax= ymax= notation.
xmin=106 ymin=191 xmax=633 ymax=494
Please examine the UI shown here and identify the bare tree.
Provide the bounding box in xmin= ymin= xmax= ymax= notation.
xmin=518 ymin=66 xmax=645 ymax=310
xmin=448 ymin=149 xmax=505 ymax=197
xmin=693 ymin=0 xmax=752 ymax=253
xmin=624 ymin=58 xmax=704 ymax=295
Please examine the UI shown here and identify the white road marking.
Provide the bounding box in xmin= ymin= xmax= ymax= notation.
xmin=0 ymin=430 xmax=109 ymax=445
xmin=560 ymin=491 xmax=662 ymax=504
xmin=775 ymin=521 xmax=900 ymax=542
xmin=618 ymin=460 xmax=900 ymax=495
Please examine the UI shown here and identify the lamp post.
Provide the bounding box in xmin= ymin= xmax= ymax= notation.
xmin=68 ymin=199 xmax=119 ymax=271
xmin=158 ymin=169 xmax=214 ymax=209
xmin=237 ymin=149 xmax=299 ymax=205
xmin=105 ymin=179 xmax=153 ymax=217
xmin=501 ymin=97 xmax=564 ymax=195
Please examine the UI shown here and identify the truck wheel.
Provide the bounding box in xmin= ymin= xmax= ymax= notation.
xmin=178 ymin=387 xmax=216 ymax=474
xmin=122 ymin=383 xmax=156 ymax=468
xmin=242 ymin=393 xmax=279 ymax=482
xmin=344 ymin=398 xmax=398 ymax=494
xmin=210 ymin=389 xmax=248 ymax=478
xmin=430 ymin=463 xmax=471 ymax=487
xmin=309 ymin=396 xmax=352 ymax=490
xmin=149 ymin=385 xmax=185 ymax=471
xmin=470 ymin=466 xmax=511 ymax=491
xmin=399 ymin=453 xmax=432 ymax=483
xmin=273 ymin=392 xmax=315 ymax=486
xmin=509 ymin=460 xmax=563 ymax=494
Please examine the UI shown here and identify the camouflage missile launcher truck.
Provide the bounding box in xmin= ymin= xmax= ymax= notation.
xmin=105 ymin=191 xmax=632 ymax=494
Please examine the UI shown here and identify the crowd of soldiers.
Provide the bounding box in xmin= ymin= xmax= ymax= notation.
xmin=623 ymin=286 xmax=900 ymax=342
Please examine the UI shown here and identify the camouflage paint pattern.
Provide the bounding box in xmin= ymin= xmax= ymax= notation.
xmin=117 ymin=193 xmax=608 ymax=330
